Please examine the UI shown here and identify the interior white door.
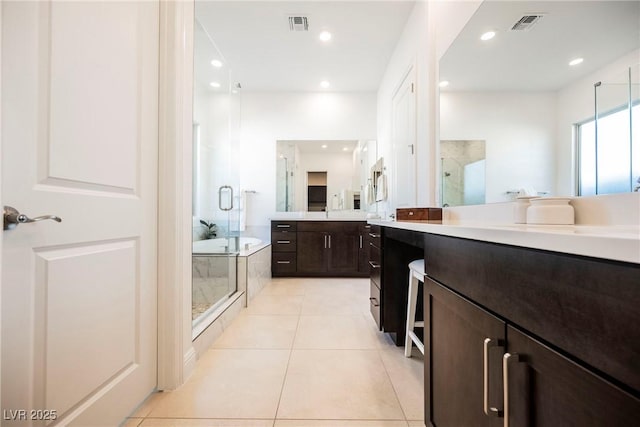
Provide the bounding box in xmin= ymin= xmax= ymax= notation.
xmin=2 ymin=1 xmax=158 ymax=425
xmin=392 ymin=68 xmax=417 ymax=208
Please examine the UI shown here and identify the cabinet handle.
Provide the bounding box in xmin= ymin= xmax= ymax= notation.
xmin=369 ymin=297 xmax=379 ymax=307
xmin=328 ymin=235 xmax=331 ymax=248
xmin=277 ymin=240 xmax=291 ymax=244
xmin=359 ymin=235 xmax=363 ymax=248
xmin=369 ymin=261 xmax=380 ymax=268
xmin=503 ymin=352 xmax=521 ymax=427
xmin=276 ymin=260 xmax=291 ymax=264
xmin=324 ymin=234 xmax=327 ymax=248
xmin=276 ymin=224 xmax=291 ymax=228
xmin=369 ymin=232 xmax=380 ymax=238
xmin=483 ymin=338 xmax=504 ymax=417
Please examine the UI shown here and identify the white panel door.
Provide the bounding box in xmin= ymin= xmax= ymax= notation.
xmin=392 ymin=68 xmax=417 ymax=208
xmin=1 ymin=1 xmax=158 ymax=425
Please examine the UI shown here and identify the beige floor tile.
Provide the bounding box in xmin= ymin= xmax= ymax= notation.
xmin=275 ymin=421 xmax=408 ymax=427
xmin=277 ymin=349 xmax=405 ymax=420
xmin=379 ymin=346 xmax=425 ymax=421
xmin=407 ymin=421 xmax=426 ymax=427
xmin=122 ymin=418 xmax=143 ymax=427
xmin=148 ymin=349 xmax=290 ymax=419
xmin=129 ymin=392 xmax=165 ymax=417
xmin=261 ymin=279 xmax=307 ymax=296
xmin=246 ymin=294 xmax=304 ymax=315
xmin=140 ymin=419 xmax=274 ymax=427
xmin=300 ymin=293 xmax=363 ymax=316
xmin=211 ymin=314 xmax=298 ymax=349
xmin=303 ymin=278 xmax=367 ymax=296
xmin=293 ymin=315 xmax=379 ymax=349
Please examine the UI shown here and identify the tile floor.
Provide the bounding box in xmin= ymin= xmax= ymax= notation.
xmin=125 ymin=278 xmax=425 ymax=427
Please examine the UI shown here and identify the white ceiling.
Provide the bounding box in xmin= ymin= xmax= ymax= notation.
xmin=280 ymin=140 xmax=359 ymax=154
xmin=440 ymin=1 xmax=640 ymax=92
xmin=195 ymin=1 xmax=416 ymax=92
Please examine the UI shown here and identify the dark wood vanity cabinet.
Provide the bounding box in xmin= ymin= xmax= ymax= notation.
xmin=271 ymin=220 xmax=369 ymax=277
xmin=423 ymin=233 xmax=640 ymax=427
xmin=271 ymin=221 xmax=297 ymax=276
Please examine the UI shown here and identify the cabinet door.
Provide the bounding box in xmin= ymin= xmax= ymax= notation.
xmin=505 ymin=326 xmax=640 ymax=427
xmin=327 ymin=232 xmax=360 ymax=273
xmin=297 ymin=231 xmax=327 ymax=273
xmin=425 ymin=278 xmax=504 ymax=427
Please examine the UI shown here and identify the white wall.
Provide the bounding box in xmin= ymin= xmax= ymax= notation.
xmin=376 ymin=1 xmax=428 ymax=216
xmin=238 ymin=92 xmax=377 ymax=227
xmin=440 ymin=91 xmax=557 ymax=202
xmin=374 ymin=0 xmax=481 ymax=218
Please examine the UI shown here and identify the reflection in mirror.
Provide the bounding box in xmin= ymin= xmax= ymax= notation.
xmin=440 ymin=140 xmax=486 ymax=207
xmin=439 ymin=1 xmax=640 ymax=205
xmin=579 ymin=65 xmax=640 ymax=195
xmin=276 ymin=140 xmax=377 ymax=212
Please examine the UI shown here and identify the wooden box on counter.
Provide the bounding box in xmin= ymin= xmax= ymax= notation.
xmin=396 ymin=207 xmax=442 ymax=222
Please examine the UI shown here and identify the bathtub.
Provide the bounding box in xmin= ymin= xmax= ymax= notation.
xmin=193 ymin=237 xmax=263 ymax=255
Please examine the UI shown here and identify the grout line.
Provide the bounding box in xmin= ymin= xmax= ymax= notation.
xmin=377 ymin=341 xmax=411 ymax=422
xmin=273 ymin=297 xmax=302 ymax=421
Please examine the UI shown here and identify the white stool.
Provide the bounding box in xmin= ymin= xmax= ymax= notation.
xmin=405 ymin=259 xmax=426 ymax=357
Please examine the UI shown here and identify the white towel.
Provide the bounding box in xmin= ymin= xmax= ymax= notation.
xmin=375 ymin=174 xmax=387 ymax=202
xmin=366 ymin=179 xmax=375 ymax=205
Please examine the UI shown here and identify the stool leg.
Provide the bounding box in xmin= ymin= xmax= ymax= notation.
xmin=405 ymin=271 xmax=419 ymax=357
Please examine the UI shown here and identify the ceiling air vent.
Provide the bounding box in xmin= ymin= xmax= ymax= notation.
xmin=288 ymin=16 xmax=309 ymax=31
xmin=511 ymin=14 xmax=545 ymax=31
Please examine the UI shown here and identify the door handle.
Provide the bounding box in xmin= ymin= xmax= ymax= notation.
xmin=484 ymin=338 xmax=504 ymax=417
xmin=218 ymin=185 xmax=234 ymax=211
xmin=3 ymin=205 xmax=62 ymax=230
xmin=503 ymin=352 xmax=522 ymax=427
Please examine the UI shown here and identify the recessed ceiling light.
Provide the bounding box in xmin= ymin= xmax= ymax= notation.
xmin=320 ymin=80 xmax=330 ymax=89
xmin=321 ymin=144 xmax=328 ymax=149
xmin=439 ymin=80 xmax=450 ymax=88
xmin=342 ymin=147 xmax=349 ymax=151
xmin=480 ymin=31 xmax=496 ymax=41
xmin=211 ymin=59 xmax=223 ymax=68
xmin=319 ymin=31 xmax=332 ymax=42
xmin=209 ymin=82 xmax=221 ymax=88
xmin=569 ymin=57 xmax=584 ymax=66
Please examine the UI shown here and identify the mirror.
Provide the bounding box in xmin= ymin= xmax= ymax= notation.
xmin=439 ymin=0 xmax=640 ymax=206
xmin=276 ymin=139 xmax=377 ymax=212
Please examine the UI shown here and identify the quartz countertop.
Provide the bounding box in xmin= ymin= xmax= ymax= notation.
xmin=368 ymin=220 xmax=640 ymax=264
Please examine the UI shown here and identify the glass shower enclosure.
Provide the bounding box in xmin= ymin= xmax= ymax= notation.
xmin=191 ymin=16 xmax=241 ymax=336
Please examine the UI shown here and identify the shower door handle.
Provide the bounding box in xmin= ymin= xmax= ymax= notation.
xmin=218 ymin=186 xmax=234 ymax=211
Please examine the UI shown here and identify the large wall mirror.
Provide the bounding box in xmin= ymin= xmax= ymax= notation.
xmin=439 ymin=1 xmax=640 ymax=206
xmin=276 ymin=139 xmax=377 ymax=212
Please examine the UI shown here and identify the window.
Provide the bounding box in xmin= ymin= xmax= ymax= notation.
xmin=577 ymin=103 xmax=639 ymax=195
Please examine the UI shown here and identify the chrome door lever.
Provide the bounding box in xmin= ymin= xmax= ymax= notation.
xmin=4 ymin=205 xmax=62 ymax=230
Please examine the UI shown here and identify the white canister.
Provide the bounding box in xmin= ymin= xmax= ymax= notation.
xmin=526 ymin=197 xmax=575 ymax=225
xmin=514 ymin=196 xmax=539 ymax=224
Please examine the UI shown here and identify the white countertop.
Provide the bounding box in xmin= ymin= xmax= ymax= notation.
xmin=369 ymin=220 xmax=640 ymax=264
xmin=271 ymin=217 xmax=368 ymax=222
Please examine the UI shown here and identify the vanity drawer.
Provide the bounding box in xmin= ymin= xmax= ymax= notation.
xmin=370 ymin=280 xmax=381 ymax=329
xmin=369 ymin=224 xmax=382 ymax=248
xmin=272 ymin=234 xmax=297 ymax=252
xmin=369 ymin=243 xmax=382 ymax=286
xmin=271 ymin=221 xmax=297 ymax=232
xmin=272 ymin=252 xmax=297 ymax=275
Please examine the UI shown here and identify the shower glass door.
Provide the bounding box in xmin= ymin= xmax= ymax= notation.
xmin=191 ymin=14 xmax=241 ymax=336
